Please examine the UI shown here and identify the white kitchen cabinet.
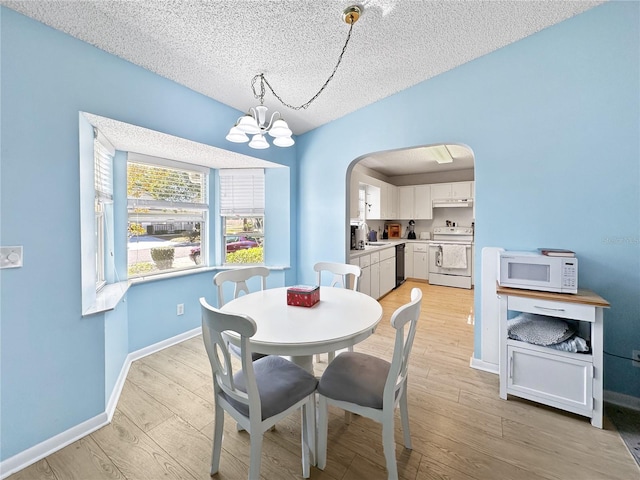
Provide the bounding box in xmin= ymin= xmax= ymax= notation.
xmin=412 ymin=243 xmax=428 ymax=280
xmin=369 ymin=251 xmax=380 ymax=299
xmin=498 ymin=286 xmax=609 ymax=428
xmin=380 ymin=183 xmax=398 ymax=219
xmin=370 ymin=260 xmax=380 ymax=300
xmin=379 ymin=247 xmax=396 ymax=297
xmin=357 ymin=254 xmax=371 ymax=296
xmin=398 ymin=186 xmax=414 ymax=219
xmin=405 ymin=243 xmax=414 ymax=278
xmin=414 ymin=184 xmax=432 ymax=219
xmin=431 ymin=181 xmax=473 ymax=200
xmin=398 ymin=185 xmax=432 ymax=220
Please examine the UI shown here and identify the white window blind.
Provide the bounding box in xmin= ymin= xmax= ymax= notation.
xmin=219 ymin=169 xmax=265 ymax=215
xmin=127 ymin=161 xmax=207 ymax=212
xmin=94 ymin=130 xmax=114 ymax=202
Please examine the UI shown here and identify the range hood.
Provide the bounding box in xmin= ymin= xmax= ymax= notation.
xmin=432 ymin=198 xmax=473 ymax=208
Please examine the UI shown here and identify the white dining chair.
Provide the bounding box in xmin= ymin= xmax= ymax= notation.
xmin=200 ymin=298 xmax=318 ymax=479
xmin=316 ymin=287 xmax=423 ymax=480
xmin=213 ymin=266 xmax=270 ymax=307
xmin=313 ymin=261 xmax=362 ymax=363
xmin=213 ymin=266 xmax=270 ymax=361
xmin=313 ymin=261 xmax=361 ymax=291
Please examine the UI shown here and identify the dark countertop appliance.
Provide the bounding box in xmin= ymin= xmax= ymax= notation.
xmin=407 ymin=220 xmax=416 ymax=239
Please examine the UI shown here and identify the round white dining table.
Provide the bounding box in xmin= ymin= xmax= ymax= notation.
xmin=220 ymin=286 xmax=383 ymax=374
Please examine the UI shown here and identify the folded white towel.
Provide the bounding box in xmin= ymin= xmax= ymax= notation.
xmin=441 ymin=245 xmax=467 ymax=269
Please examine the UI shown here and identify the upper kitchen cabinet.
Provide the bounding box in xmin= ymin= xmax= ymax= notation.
xmin=380 ymin=183 xmax=398 ymax=219
xmin=398 ymin=184 xmax=432 ymax=220
xmin=431 ymin=181 xmax=473 ymax=200
xmin=414 ymin=184 xmax=432 ymax=219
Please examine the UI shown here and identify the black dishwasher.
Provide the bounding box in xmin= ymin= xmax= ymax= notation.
xmin=395 ymin=243 xmax=405 ymax=288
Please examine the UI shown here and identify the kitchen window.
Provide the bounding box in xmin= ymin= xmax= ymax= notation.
xmin=219 ymin=169 xmax=264 ymax=265
xmin=127 ymin=154 xmax=208 ymax=277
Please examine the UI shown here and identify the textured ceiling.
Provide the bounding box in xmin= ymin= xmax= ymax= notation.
xmin=4 ymin=1 xmax=602 ymax=175
xmin=3 ymin=0 xmax=601 ymax=136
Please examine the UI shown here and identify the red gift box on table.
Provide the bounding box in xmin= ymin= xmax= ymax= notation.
xmin=286 ymin=285 xmax=320 ymax=307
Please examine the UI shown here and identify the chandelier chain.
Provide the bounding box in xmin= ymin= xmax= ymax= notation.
xmin=251 ymin=20 xmax=355 ymax=111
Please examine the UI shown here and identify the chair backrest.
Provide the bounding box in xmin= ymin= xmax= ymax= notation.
xmin=313 ymin=261 xmax=361 ymax=291
xmin=383 ymin=287 xmax=422 ymax=406
xmin=199 ymin=297 xmax=261 ymax=415
xmin=213 ymin=266 xmax=270 ymax=306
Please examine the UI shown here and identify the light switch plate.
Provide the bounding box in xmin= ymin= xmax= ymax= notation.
xmin=0 ymin=246 xmax=23 ymax=269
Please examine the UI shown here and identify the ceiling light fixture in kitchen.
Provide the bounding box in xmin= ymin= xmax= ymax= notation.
xmin=226 ymin=5 xmax=363 ymax=149
xmin=431 ymin=145 xmax=454 ymax=164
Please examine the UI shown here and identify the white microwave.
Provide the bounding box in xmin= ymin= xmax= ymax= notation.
xmin=498 ymin=252 xmax=578 ymax=294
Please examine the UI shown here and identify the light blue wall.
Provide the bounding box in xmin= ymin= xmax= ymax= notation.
xmin=1 ymin=0 xmax=638 ymax=466
xmin=0 ymin=7 xmax=296 ymax=461
xmin=297 ymin=2 xmax=639 ymax=398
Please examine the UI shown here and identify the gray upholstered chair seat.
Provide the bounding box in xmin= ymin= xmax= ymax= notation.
xmin=228 ymin=342 xmax=267 ymax=361
xmin=318 ymin=352 xmax=390 ymax=409
xmin=224 ymin=356 xmax=318 ymax=420
xmin=316 ymin=288 xmax=423 ymax=480
xmin=200 ymin=298 xmax=317 ymax=478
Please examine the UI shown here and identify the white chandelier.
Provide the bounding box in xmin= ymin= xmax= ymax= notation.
xmin=226 ymin=102 xmax=294 ymax=149
xmin=226 ymin=5 xmax=363 ymax=149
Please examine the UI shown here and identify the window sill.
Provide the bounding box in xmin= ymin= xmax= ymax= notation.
xmin=83 ymin=281 xmax=130 ymax=316
xmin=129 ymin=264 xmax=290 ymax=285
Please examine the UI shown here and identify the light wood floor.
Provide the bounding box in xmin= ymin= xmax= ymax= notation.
xmin=9 ymin=281 xmax=639 ymax=480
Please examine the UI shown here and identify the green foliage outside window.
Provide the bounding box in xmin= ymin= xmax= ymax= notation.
xmin=226 ymin=247 xmax=263 ymax=264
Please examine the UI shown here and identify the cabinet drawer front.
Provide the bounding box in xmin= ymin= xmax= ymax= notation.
xmin=370 ymin=251 xmax=380 ymax=264
xmin=508 ymin=295 xmax=595 ymax=322
xmin=413 ymin=243 xmax=428 ymax=253
xmin=508 ymin=345 xmax=593 ymax=414
xmin=380 ymin=247 xmax=395 ymax=261
xmin=359 ymin=254 xmax=371 ymax=268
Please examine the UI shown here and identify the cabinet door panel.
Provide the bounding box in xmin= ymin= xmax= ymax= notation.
xmin=431 ymin=183 xmax=451 ymax=199
xmin=414 ymin=252 xmax=428 ymax=280
xmin=405 ymin=244 xmax=414 ymax=278
xmin=379 ymin=257 xmax=395 ymax=296
xmin=360 ymin=265 xmax=371 ymax=296
xmin=508 ymin=345 xmax=592 ymax=414
xmin=451 ymin=181 xmax=472 ymax=198
xmin=414 ymin=184 xmax=432 ymax=219
xmin=370 ymin=262 xmax=380 ymax=299
xmin=398 ymin=186 xmax=414 ymax=219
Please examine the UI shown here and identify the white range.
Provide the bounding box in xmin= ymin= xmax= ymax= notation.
xmin=428 ymin=226 xmax=474 ymax=289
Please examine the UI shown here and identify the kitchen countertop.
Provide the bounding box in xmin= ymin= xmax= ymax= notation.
xmin=350 ymin=239 xmax=431 ymax=258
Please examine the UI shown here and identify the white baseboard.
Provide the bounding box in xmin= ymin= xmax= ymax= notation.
xmin=0 ymin=413 xmax=109 ymax=479
xmin=469 ymin=356 xmax=499 ymax=375
xmin=604 ymin=390 xmax=640 ymax=411
xmin=0 ymin=326 xmax=203 ymax=479
xmin=127 ymin=326 xmax=202 ymax=364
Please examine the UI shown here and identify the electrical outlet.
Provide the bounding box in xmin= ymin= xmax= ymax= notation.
xmin=633 ymin=350 xmax=640 ymax=368
xmin=177 ymin=304 xmax=184 ymax=316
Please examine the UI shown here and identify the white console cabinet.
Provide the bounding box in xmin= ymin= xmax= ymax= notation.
xmin=498 ymin=286 xmax=609 ymax=428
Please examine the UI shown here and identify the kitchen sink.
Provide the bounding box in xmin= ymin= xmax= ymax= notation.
xmin=367 ymin=242 xmax=389 ymax=246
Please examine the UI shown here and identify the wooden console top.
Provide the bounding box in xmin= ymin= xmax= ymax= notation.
xmin=496 ymin=284 xmax=609 ymax=308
